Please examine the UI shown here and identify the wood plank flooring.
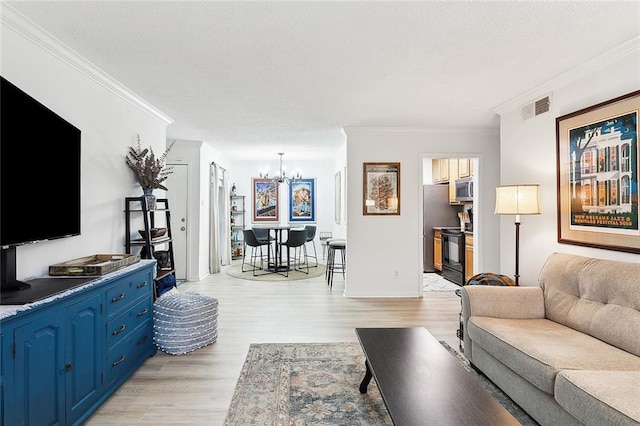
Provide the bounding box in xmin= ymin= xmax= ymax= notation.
xmin=86 ymin=262 xmax=461 ymax=425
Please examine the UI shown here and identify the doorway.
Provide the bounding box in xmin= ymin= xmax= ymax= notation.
xmin=166 ymin=163 xmax=188 ymax=281
xmin=421 ymin=156 xmax=478 ymax=290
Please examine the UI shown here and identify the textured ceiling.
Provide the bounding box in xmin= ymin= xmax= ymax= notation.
xmin=5 ymin=1 xmax=640 ymax=160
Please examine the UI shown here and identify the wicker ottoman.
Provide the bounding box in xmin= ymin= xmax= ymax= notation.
xmin=153 ymin=291 xmax=219 ymax=355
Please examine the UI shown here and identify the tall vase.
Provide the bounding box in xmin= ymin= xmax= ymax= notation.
xmin=143 ymin=188 xmax=156 ymax=210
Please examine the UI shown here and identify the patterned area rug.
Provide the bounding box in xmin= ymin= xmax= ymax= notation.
xmin=224 ymin=343 xmax=391 ymax=425
xmin=224 ymin=342 xmax=539 ymax=425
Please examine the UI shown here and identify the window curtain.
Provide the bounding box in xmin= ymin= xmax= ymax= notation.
xmin=209 ymin=164 xmax=232 ymax=273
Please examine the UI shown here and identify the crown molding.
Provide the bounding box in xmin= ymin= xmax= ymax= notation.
xmin=343 ymin=126 xmax=499 ymax=136
xmin=493 ymin=36 xmax=640 ymax=116
xmin=1 ymin=4 xmax=173 ymax=126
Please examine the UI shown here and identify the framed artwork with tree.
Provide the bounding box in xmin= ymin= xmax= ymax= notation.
xmin=362 ymin=162 xmax=400 ymax=216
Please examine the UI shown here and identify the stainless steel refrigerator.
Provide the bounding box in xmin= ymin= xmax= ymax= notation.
xmin=423 ymin=184 xmax=463 ymax=272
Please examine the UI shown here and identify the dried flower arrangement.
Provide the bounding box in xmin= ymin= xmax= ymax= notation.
xmin=125 ymin=134 xmax=175 ymax=191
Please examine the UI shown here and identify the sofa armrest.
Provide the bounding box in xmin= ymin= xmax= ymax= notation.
xmin=462 ymin=286 xmax=545 ymax=319
xmin=461 ymin=286 xmax=545 ymax=360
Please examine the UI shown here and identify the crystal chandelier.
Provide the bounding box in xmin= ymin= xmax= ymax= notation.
xmin=260 ymin=152 xmax=301 ymax=184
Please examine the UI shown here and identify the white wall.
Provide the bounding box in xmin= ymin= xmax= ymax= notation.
xmin=167 ymin=139 xmax=231 ymax=281
xmin=332 ymin=141 xmax=348 ymax=239
xmin=344 ymin=128 xmax=500 ymax=297
xmin=226 ymin=157 xmax=339 ymax=235
xmin=1 ymin=6 xmax=171 ymax=280
xmin=497 ymin=38 xmax=640 ymax=283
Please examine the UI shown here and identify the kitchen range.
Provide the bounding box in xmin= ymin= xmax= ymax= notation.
xmin=440 ymin=228 xmax=465 ymax=285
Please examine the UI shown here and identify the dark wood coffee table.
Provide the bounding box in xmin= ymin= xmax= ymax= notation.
xmin=355 ymin=327 xmax=520 ymax=426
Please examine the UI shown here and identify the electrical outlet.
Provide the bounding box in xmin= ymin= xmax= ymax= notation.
xmin=394 ymin=270 xmax=399 ymax=278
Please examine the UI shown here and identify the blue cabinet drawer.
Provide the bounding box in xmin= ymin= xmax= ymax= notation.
xmin=106 ymin=297 xmax=152 ymax=349
xmin=105 ymin=270 xmax=152 ymax=318
xmin=104 ymin=322 xmax=153 ymax=387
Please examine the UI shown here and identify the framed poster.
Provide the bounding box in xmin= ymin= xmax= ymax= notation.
xmin=556 ymin=90 xmax=640 ymax=253
xmin=252 ymin=178 xmax=279 ymax=222
xmin=362 ymin=162 xmax=400 ymax=216
xmin=335 ymin=171 xmax=341 ymax=224
xmin=289 ymin=178 xmax=315 ymax=223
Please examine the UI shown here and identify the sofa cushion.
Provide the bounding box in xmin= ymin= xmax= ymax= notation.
xmin=467 ymin=316 xmax=640 ymax=394
xmin=539 ymin=253 xmax=640 ymax=357
xmin=555 ymin=370 xmax=640 ymax=426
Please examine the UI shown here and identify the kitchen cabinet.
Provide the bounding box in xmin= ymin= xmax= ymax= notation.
xmin=433 ymin=229 xmax=442 ymax=271
xmin=458 ymin=158 xmax=472 ymax=178
xmin=465 ymin=233 xmax=474 ymax=284
xmin=432 ymin=159 xmax=450 ymax=183
xmin=1 ymin=262 xmax=156 ymax=426
xmin=448 ymin=159 xmax=460 ymax=204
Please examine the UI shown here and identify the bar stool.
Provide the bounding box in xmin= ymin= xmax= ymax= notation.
xmin=326 ymin=238 xmax=346 ymax=289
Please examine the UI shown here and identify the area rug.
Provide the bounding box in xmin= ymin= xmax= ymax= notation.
xmin=224 ymin=342 xmax=538 ymax=425
xmin=224 ymin=342 xmax=391 ymax=425
xmin=225 ymin=262 xmax=326 ymax=281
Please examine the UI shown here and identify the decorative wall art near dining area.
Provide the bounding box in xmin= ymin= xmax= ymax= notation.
xmin=289 ymin=178 xmax=316 ymax=223
xmin=252 ymin=178 xmax=279 ymax=222
xmin=363 ymin=162 xmax=401 ymax=216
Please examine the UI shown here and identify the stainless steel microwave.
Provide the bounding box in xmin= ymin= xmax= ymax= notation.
xmin=455 ymin=177 xmax=473 ymax=202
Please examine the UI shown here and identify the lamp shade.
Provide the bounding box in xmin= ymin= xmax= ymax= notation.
xmin=495 ymin=184 xmax=541 ymax=215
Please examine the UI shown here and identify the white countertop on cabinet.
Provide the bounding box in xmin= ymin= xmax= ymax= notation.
xmin=0 ymin=259 xmax=156 ymax=320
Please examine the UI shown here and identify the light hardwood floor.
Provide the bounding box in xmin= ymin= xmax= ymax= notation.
xmin=86 ymin=262 xmax=461 ymax=425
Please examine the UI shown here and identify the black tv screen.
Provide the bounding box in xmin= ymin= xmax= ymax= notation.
xmin=1 ymin=76 xmax=81 ymax=248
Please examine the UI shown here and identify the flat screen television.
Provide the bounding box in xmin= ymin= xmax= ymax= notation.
xmin=1 ymin=76 xmax=81 ymax=290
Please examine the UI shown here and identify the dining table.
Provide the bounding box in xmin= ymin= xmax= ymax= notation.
xmin=252 ymin=224 xmax=293 ymax=274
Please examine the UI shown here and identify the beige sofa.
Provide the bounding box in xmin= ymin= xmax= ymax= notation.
xmin=461 ymin=252 xmax=640 ymax=426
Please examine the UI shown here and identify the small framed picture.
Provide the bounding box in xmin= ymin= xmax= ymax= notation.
xmin=335 ymin=171 xmax=341 ymax=224
xmin=363 ymin=162 xmax=400 ymax=216
xmin=252 ymin=178 xmax=279 ymax=222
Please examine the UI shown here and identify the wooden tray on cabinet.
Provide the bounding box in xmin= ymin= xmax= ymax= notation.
xmin=49 ymin=254 xmax=141 ymax=276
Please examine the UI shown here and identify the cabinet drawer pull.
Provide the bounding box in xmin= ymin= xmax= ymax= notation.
xmin=136 ymin=281 xmax=148 ymax=289
xmin=137 ymin=308 xmax=149 ymax=317
xmin=137 ymin=335 xmax=148 ymax=345
xmin=112 ymin=355 xmax=126 ymax=367
xmin=112 ymin=324 xmax=127 ymax=336
xmin=111 ymin=293 xmax=125 ymax=303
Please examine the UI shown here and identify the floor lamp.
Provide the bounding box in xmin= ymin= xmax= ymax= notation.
xmin=495 ymin=184 xmax=541 ymax=285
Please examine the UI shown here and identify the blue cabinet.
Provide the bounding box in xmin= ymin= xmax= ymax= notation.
xmin=13 ymin=311 xmax=65 ymax=425
xmin=65 ymin=294 xmax=102 ymax=424
xmin=1 ymin=261 xmax=156 ymax=425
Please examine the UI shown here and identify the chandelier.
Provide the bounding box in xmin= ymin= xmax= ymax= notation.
xmin=260 ymin=152 xmax=301 ymax=184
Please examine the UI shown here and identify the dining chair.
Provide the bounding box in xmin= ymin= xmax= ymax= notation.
xmin=279 ymin=229 xmax=309 ymax=277
xmin=242 ymin=229 xmax=269 ymax=276
xmin=303 ymin=225 xmax=318 ymax=267
xmin=252 ymin=227 xmax=270 ymax=244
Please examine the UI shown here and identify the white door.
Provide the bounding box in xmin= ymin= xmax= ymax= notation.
xmin=166 ymin=164 xmax=188 ymax=281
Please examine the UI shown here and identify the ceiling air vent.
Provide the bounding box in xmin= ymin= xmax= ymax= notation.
xmin=521 ymin=95 xmax=551 ymax=121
